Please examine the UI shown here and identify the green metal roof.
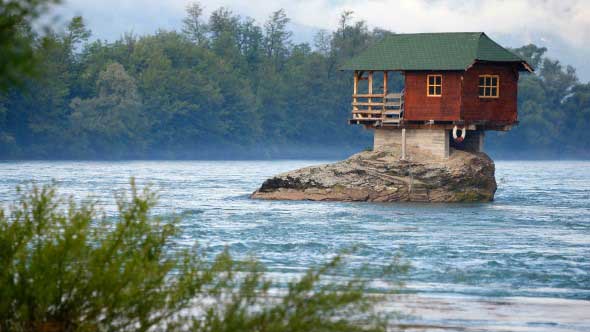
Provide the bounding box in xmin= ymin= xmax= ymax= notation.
xmin=341 ymin=32 xmax=532 ymax=72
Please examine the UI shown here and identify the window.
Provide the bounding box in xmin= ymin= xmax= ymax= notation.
xmin=479 ymin=75 xmax=499 ymax=98
xmin=427 ymin=75 xmax=442 ymax=96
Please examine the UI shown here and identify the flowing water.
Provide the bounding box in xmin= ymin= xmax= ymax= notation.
xmin=0 ymin=160 xmax=589 ymax=331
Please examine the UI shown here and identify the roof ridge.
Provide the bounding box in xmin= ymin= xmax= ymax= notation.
xmin=387 ymin=32 xmax=483 ymax=35
xmin=381 ymin=32 xmax=484 ymax=39
xmin=477 ymin=32 xmax=525 ymax=62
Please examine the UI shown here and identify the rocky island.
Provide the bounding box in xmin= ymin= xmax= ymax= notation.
xmin=251 ymin=148 xmax=496 ymax=203
xmin=251 ymin=32 xmax=531 ymax=203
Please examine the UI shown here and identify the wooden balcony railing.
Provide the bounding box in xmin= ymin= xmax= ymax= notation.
xmin=351 ymin=91 xmax=404 ymax=125
xmin=349 ymin=70 xmax=404 ymax=126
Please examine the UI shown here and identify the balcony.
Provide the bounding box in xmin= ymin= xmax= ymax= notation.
xmin=349 ymin=91 xmax=404 ymax=126
xmin=348 ymin=70 xmax=404 ymax=127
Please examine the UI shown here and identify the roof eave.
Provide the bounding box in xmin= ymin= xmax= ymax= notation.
xmin=466 ymin=59 xmax=535 ymax=72
xmin=522 ymin=62 xmax=534 ymax=73
xmin=339 ymin=67 xmax=468 ymax=72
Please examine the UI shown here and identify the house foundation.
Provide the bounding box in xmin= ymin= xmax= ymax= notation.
xmin=374 ymin=128 xmax=485 ymax=159
xmin=374 ymin=128 xmax=450 ymax=159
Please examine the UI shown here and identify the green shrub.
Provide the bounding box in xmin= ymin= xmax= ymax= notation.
xmin=0 ymin=181 xmax=406 ymax=332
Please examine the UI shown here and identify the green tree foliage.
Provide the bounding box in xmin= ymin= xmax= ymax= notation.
xmin=182 ymin=2 xmax=207 ymax=46
xmin=264 ymin=9 xmax=292 ymax=70
xmin=1 ymin=5 xmax=590 ymax=159
xmin=0 ymin=182 xmax=406 ymax=332
xmin=69 ymin=62 xmax=146 ymax=157
xmin=0 ymin=0 xmax=60 ymax=89
xmin=487 ymin=44 xmax=588 ymax=157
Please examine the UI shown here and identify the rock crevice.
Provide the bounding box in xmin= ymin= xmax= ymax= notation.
xmin=251 ymin=149 xmax=497 ymax=203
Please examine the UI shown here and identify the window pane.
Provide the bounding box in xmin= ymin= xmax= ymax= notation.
xmin=429 ymin=86 xmax=435 ymax=95
xmin=479 ymin=87 xmax=485 ymax=96
xmin=435 ymin=86 xmax=441 ymax=95
xmin=429 ymin=76 xmax=435 ymax=85
xmin=435 ymin=76 xmax=441 ymax=84
xmin=491 ymin=87 xmax=497 ymax=96
xmin=485 ymin=87 xmax=491 ymax=96
xmin=479 ymin=76 xmax=485 ymax=86
xmin=485 ymin=77 xmax=491 ymax=85
xmin=491 ymin=77 xmax=498 ymax=86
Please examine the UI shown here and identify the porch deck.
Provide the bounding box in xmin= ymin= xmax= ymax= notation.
xmin=350 ymin=91 xmax=404 ymax=126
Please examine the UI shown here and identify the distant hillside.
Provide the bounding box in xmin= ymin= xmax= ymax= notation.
xmin=1 ymin=7 xmax=589 ymax=159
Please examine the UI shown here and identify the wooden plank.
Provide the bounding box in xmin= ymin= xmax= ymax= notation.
xmin=352 ymin=102 xmax=386 ymax=107
xmin=382 ymin=71 xmax=388 ymax=113
xmin=353 ymin=111 xmax=382 ymax=115
xmin=352 ymin=110 xmax=383 ymax=115
xmin=352 ymin=94 xmax=385 ymax=98
xmin=348 ymin=119 xmax=380 ymax=125
xmin=368 ymin=71 xmax=373 ymax=112
xmin=349 ymin=117 xmax=380 ymax=121
xmin=353 ymin=71 xmax=358 ymax=111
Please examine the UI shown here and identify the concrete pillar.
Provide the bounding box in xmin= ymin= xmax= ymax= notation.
xmin=401 ymin=128 xmax=407 ymax=160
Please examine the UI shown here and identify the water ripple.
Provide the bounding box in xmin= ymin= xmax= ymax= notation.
xmin=0 ymin=160 xmax=589 ymax=330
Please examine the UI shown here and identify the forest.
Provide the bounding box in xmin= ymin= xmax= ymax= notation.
xmin=1 ymin=4 xmax=589 ymax=159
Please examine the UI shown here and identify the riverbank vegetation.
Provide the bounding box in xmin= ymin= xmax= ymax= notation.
xmin=0 ymin=181 xmax=406 ymax=332
xmin=0 ymin=2 xmax=588 ymax=159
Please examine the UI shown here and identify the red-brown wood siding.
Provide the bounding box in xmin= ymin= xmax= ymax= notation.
xmin=404 ymin=71 xmax=462 ymax=121
xmin=461 ymin=63 xmax=519 ymax=123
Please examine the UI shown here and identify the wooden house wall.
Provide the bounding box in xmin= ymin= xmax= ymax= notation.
xmin=403 ymin=71 xmax=462 ymax=121
xmin=460 ymin=63 xmax=519 ymax=123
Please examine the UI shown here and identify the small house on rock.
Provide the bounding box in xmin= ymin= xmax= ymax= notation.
xmin=342 ymin=32 xmax=533 ymax=160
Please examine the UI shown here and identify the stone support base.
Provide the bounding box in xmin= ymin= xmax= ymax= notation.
xmin=374 ymin=128 xmax=450 ymax=160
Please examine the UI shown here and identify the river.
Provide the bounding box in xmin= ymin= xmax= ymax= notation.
xmin=0 ymin=160 xmax=588 ymax=331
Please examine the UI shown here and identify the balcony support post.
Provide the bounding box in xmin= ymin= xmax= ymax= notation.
xmin=368 ymin=71 xmax=373 ymax=114
xmin=383 ymin=70 xmax=388 ymax=96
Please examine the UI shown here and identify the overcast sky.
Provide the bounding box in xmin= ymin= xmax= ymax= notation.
xmin=55 ymin=0 xmax=590 ymax=82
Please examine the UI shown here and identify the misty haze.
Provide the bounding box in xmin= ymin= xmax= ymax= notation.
xmin=0 ymin=1 xmax=589 ymax=332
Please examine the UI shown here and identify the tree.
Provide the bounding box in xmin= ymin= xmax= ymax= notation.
xmin=512 ymin=44 xmax=547 ymax=70
xmin=182 ymin=2 xmax=207 ymax=45
xmin=331 ymin=11 xmax=372 ymax=61
xmin=1 ymin=4 xmax=590 ymax=159
xmin=313 ymin=29 xmax=332 ymax=56
xmin=69 ymin=62 xmax=146 ymax=157
xmin=64 ymin=16 xmax=91 ymax=48
xmin=208 ymin=7 xmax=239 ymax=41
xmin=237 ymin=17 xmax=263 ymax=67
xmin=207 ymin=7 xmax=243 ymax=66
xmin=264 ymin=9 xmax=292 ymax=70
xmin=0 ymin=182 xmax=407 ymax=332
xmin=0 ymin=0 xmax=60 ymax=89
xmin=560 ymin=83 xmax=590 ymax=155
xmin=539 ymin=58 xmax=578 ymax=107
xmin=489 ymin=44 xmax=586 ymax=157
